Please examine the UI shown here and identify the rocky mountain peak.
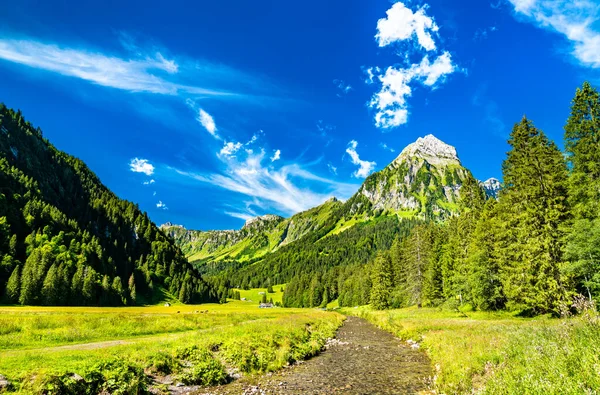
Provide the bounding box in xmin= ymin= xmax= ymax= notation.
xmin=481 ymin=177 xmax=502 ymax=199
xmin=394 ymin=134 xmax=460 ymax=167
xmin=242 ymin=214 xmax=284 ymax=229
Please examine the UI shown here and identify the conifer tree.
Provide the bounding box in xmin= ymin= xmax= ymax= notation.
xmin=563 ymin=82 xmax=600 ymax=299
xmin=498 ymin=117 xmax=569 ymax=314
xmin=41 ymin=264 xmax=59 ymax=305
xmin=5 ymin=265 xmax=20 ymax=303
xmin=467 ymin=199 xmax=505 ymax=310
xmin=370 ymin=252 xmax=393 ymax=310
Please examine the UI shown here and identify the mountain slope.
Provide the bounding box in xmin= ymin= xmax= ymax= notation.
xmin=344 ymin=134 xmax=470 ymax=221
xmin=170 ymin=134 xmax=481 ymax=266
xmin=0 ymin=104 xmax=215 ymax=305
xmin=162 ymin=197 xmax=343 ymax=263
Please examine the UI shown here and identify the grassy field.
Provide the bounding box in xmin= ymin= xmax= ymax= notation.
xmin=232 ymin=284 xmax=285 ymax=304
xmin=0 ymin=302 xmax=343 ymax=394
xmin=344 ymin=306 xmax=600 ymax=394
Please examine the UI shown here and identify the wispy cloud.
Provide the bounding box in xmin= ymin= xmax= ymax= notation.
xmin=172 ymin=149 xmax=357 ymax=216
xmin=346 ymin=140 xmax=376 ymax=178
xmin=129 ymin=158 xmax=154 ymax=176
xmin=197 ymin=108 xmax=219 ymax=138
xmin=368 ymin=2 xmax=459 ymax=129
xmin=143 ymin=179 xmax=156 ymax=185
xmin=156 ymin=201 xmax=168 ymax=210
xmin=327 ymin=163 xmax=338 ymax=175
xmin=473 ymin=26 xmax=498 ymax=41
xmin=270 ymin=149 xmax=281 ymax=162
xmin=508 ymin=0 xmax=600 ymax=68
xmin=333 ymin=79 xmax=352 ymax=96
xmin=224 ymin=211 xmax=255 ymax=221
xmin=0 ymin=38 xmax=240 ymax=97
xmin=380 ymin=143 xmax=396 ymax=153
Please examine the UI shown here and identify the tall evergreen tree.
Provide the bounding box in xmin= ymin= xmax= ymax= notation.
xmin=498 ymin=117 xmax=569 ymax=314
xmin=370 ymin=252 xmax=393 ymax=310
xmin=5 ymin=264 xmax=20 ymax=303
xmin=563 ymin=82 xmax=600 ymax=300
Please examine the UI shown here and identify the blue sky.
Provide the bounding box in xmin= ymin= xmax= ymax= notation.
xmin=1 ymin=0 xmax=599 ymax=230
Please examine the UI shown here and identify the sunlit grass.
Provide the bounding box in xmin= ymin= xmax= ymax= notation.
xmin=232 ymin=284 xmax=285 ymax=304
xmin=0 ymin=303 xmax=343 ymax=394
xmin=345 ymin=306 xmax=600 ymax=394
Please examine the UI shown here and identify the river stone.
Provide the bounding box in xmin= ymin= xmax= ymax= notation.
xmin=0 ymin=374 xmax=12 ymax=390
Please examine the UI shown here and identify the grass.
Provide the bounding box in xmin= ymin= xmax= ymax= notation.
xmin=344 ymin=306 xmax=600 ymax=394
xmin=0 ymin=302 xmax=343 ymax=394
xmin=232 ymin=284 xmax=285 ymax=304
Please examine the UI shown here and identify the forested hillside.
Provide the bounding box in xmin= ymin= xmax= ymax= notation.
xmin=0 ymin=104 xmax=215 ymax=306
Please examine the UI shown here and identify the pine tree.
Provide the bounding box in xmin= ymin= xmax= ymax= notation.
xmin=563 ymin=82 xmax=600 ymax=299
xmin=112 ymin=276 xmax=125 ymax=305
xmin=564 ymin=81 xmax=600 ymax=219
xmin=498 ymin=117 xmax=569 ymax=314
xmin=41 ymin=264 xmax=59 ymax=305
xmin=370 ymin=252 xmax=393 ymax=310
xmin=404 ymin=225 xmax=433 ymax=307
xmin=467 ymin=199 xmax=505 ymax=310
xmin=5 ymin=265 xmax=20 ymax=303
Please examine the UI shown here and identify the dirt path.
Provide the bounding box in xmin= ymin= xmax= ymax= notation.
xmin=206 ymin=316 xmax=432 ymax=394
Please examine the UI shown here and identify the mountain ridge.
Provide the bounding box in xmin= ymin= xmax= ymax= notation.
xmin=165 ymin=134 xmax=495 ymax=264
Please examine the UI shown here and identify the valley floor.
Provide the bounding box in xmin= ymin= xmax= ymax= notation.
xmin=0 ymin=302 xmax=343 ymax=394
xmin=206 ymin=316 xmax=431 ymax=394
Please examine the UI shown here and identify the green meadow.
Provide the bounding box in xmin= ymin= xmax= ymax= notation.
xmin=0 ymin=301 xmax=343 ymax=394
xmin=347 ymin=306 xmax=600 ymax=395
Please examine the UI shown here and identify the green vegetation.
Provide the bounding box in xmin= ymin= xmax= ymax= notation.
xmin=348 ymin=303 xmax=600 ymax=394
xmin=231 ymin=284 xmax=285 ymax=304
xmin=0 ymin=304 xmax=343 ymax=394
xmin=0 ymin=105 xmax=214 ymax=306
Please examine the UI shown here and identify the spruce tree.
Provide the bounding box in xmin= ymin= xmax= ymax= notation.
xmin=41 ymin=264 xmax=59 ymax=305
xmin=5 ymin=265 xmax=20 ymax=303
xmin=498 ymin=117 xmax=569 ymax=314
xmin=563 ymin=82 xmax=600 ymax=299
xmin=467 ymin=199 xmax=505 ymax=310
xmin=370 ymin=252 xmax=393 ymax=310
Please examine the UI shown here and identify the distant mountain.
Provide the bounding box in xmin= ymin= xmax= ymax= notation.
xmin=344 ymin=134 xmax=471 ymax=221
xmin=169 ymin=134 xmax=489 ymax=265
xmin=162 ymin=198 xmax=342 ymax=263
xmin=481 ymin=177 xmax=502 ymax=199
xmin=0 ymin=104 xmax=215 ymax=305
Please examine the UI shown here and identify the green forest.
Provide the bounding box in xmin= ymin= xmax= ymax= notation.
xmin=0 ymin=104 xmax=215 ymax=306
xmin=207 ymin=82 xmax=600 ymax=316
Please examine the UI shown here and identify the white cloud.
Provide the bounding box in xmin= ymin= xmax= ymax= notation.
xmin=333 ymin=79 xmax=352 ymax=96
xmin=328 ymin=163 xmax=338 ymax=175
xmin=153 ymin=191 xmax=157 ymax=196
xmin=143 ymin=179 xmax=156 ymax=185
xmin=224 ymin=211 xmax=255 ymax=221
xmin=380 ymin=143 xmax=396 ymax=153
xmin=197 ymin=109 xmax=219 ymax=138
xmin=368 ymin=2 xmax=458 ymax=129
xmin=0 ymin=38 xmax=239 ymax=96
xmin=369 ymin=52 xmax=457 ymax=128
xmin=172 ymin=150 xmax=357 ymax=216
xmin=508 ymin=0 xmax=600 ymax=68
xmin=270 ymin=149 xmax=281 ymax=162
xmin=156 ymin=201 xmax=168 ymax=210
xmin=346 ymin=140 xmax=376 ymax=178
xmin=219 ymin=141 xmax=243 ymax=158
xmin=129 ymin=158 xmax=154 ymax=176
xmin=375 ymin=2 xmax=440 ymax=51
